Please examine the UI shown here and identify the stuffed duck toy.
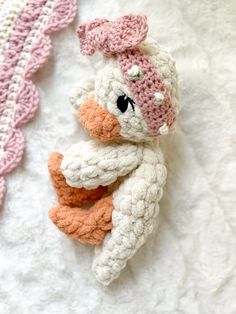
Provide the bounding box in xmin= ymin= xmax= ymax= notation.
xmin=48 ymin=14 xmax=179 ymax=285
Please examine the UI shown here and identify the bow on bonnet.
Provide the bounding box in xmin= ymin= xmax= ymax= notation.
xmin=77 ymin=14 xmax=176 ymax=136
xmin=77 ymin=15 xmax=148 ymax=56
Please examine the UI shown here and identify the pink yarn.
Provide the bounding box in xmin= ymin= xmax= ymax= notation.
xmin=0 ymin=0 xmax=46 ymax=115
xmin=78 ymin=15 xmax=148 ymax=56
xmin=118 ymin=49 xmax=176 ymax=136
xmin=77 ymin=14 xmax=176 ymax=136
xmin=0 ymin=0 xmax=77 ymax=206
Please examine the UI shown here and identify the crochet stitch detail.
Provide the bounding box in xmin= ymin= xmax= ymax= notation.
xmin=118 ymin=49 xmax=176 ymax=136
xmin=78 ymin=15 xmax=148 ymax=56
xmin=61 ymin=141 xmax=144 ymax=189
xmin=48 ymin=152 xmax=107 ymax=207
xmin=0 ymin=0 xmax=77 ymax=206
xmin=92 ymin=143 xmax=167 ymax=285
xmin=76 ymin=14 xmax=176 ymax=136
xmin=49 ymin=152 xmax=112 ymax=245
xmin=48 ymin=14 xmax=180 ymax=285
xmin=49 ymin=196 xmax=113 ymax=245
xmin=78 ymin=97 xmax=121 ymax=141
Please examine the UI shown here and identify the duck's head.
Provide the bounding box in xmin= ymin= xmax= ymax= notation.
xmin=71 ymin=15 xmax=179 ymax=143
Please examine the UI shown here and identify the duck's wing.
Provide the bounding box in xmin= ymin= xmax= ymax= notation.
xmin=61 ymin=140 xmax=143 ymax=189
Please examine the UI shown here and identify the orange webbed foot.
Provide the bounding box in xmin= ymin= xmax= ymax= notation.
xmin=49 ymin=196 xmax=113 ymax=245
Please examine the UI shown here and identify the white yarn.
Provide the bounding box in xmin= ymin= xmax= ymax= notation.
xmin=61 ymin=139 xmax=167 ymax=286
xmin=61 ymin=140 xmax=143 ymax=189
xmin=70 ymin=78 xmax=95 ymax=112
xmin=69 ymin=40 xmax=179 ymax=143
xmin=92 ymin=141 xmax=167 ymax=285
xmin=62 ymin=38 xmax=179 ymax=285
xmin=127 ymin=64 xmax=142 ymax=80
xmin=154 ymin=91 xmax=164 ymax=105
xmin=159 ymin=123 xmax=169 ymax=135
xmin=94 ymin=59 xmax=152 ymax=142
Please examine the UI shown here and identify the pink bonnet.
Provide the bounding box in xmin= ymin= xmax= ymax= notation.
xmin=77 ymin=15 xmax=176 ymax=137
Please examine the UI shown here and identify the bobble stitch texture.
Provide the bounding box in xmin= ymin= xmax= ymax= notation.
xmin=92 ymin=143 xmax=167 ymax=285
xmin=78 ymin=14 xmax=176 ymax=137
xmin=48 ymin=14 xmax=180 ymax=285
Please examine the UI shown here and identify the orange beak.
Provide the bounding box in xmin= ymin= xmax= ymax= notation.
xmin=77 ymin=98 xmax=121 ymax=141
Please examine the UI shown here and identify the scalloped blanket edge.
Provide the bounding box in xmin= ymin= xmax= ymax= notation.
xmin=0 ymin=0 xmax=77 ymax=206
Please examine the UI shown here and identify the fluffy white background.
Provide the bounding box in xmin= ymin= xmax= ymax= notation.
xmin=1 ymin=0 xmax=236 ymax=313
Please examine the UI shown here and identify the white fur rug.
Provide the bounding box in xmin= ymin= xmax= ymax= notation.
xmin=1 ymin=0 xmax=236 ymax=313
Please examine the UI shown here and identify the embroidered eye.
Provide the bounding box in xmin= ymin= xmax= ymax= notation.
xmin=117 ymin=95 xmax=135 ymax=113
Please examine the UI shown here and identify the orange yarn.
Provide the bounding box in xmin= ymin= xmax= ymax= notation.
xmin=48 ymin=152 xmax=113 ymax=244
xmin=78 ymin=98 xmax=121 ymax=141
xmin=48 ymin=152 xmax=106 ymax=207
xmin=49 ymin=196 xmax=113 ymax=245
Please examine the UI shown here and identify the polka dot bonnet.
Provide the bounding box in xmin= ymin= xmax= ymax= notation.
xmin=77 ymin=14 xmax=176 ymax=136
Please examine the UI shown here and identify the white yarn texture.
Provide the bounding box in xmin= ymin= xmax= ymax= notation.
xmin=62 ymin=139 xmax=167 ymax=285
xmin=61 ymin=141 xmax=143 ymax=189
xmin=60 ymin=37 xmax=177 ymax=284
xmin=2 ymin=0 xmax=236 ymax=312
xmin=92 ymin=142 xmax=167 ymax=285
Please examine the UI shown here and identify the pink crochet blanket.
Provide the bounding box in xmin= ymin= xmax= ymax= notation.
xmin=0 ymin=0 xmax=77 ymax=206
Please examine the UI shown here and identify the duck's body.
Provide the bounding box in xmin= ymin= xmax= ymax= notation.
xmin=93 ymin=141 xmax=167 ymax=285
xmin=48 ymin=15 xmax=179 ymax=285
xmin=60 ymin=139 xmax=166 ymax=285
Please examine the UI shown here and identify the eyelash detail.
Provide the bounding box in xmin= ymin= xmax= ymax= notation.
xmin=117 ymin=95 xmax=135 ymax=113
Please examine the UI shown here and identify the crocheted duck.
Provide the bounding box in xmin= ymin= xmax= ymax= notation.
xmin=48 ymin=15 xmax=179 ymax=285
